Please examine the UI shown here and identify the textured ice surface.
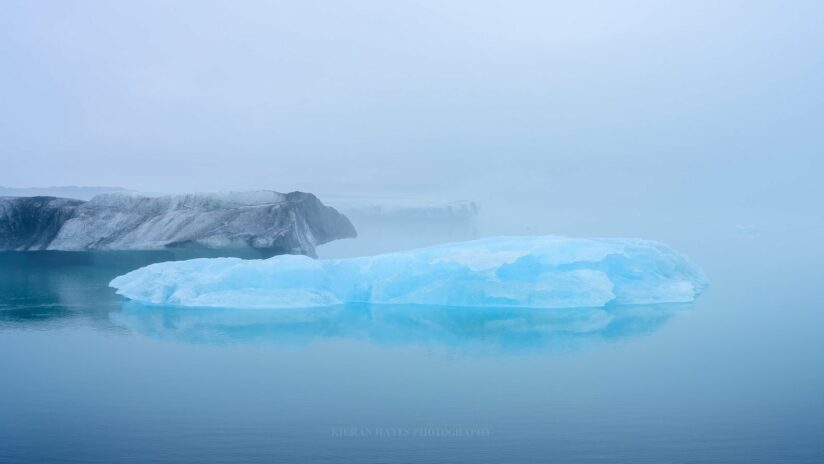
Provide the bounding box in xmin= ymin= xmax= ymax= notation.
xmin=0 ymin=191 xmax=356 ymax=255
xmin=111 ymin=236 xmax=707 ymax=309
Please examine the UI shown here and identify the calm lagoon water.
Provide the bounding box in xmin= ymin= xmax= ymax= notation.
xmin=1 ymin=225 xmax=823 ymax=463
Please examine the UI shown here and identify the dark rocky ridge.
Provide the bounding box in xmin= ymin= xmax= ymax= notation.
xmin=0 ymin=191 xmax=356 ymax=257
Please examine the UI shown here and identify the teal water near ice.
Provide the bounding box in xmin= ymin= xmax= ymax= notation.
xmin=1 ymin=225 xmax=822 ymax=463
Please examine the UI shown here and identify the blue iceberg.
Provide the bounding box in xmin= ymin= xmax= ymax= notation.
xmin=110 ymin=236 xmax=707 ymax=309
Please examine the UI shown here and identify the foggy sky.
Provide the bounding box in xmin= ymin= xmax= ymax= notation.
xmin=1 ymin=0 xmax=822 ymax=220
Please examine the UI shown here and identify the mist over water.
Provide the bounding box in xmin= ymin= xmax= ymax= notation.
xmin=1 ymin=1 xmax=823 ymax=462
xmin=3 ymin=1 xmax=821 ymax=268
xmin=2 ymin=1 xmax=822 ymax=216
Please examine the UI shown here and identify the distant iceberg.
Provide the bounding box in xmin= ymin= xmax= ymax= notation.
xmin=110 ymin=236 xmax=707 ymax=309
xmin=317 ymin=194 xmax=480 ymax=258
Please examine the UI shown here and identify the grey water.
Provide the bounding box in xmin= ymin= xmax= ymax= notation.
xmin=1 ymin=221 xmax=823 ymax=463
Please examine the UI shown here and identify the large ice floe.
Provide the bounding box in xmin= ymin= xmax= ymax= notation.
xmin=110 ymin=236 xmax=707 ymax=309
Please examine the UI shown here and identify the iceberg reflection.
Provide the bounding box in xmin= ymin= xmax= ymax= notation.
xmin=111 ymin=302 xmax=691 ymax=353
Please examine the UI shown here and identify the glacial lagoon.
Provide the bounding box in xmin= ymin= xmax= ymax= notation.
xmin=1 ymin=224 xmax=823 ymax=463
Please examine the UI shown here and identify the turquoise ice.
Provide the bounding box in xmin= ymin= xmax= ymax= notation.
xmin=110 ymin=236 xmax=708 ymax=309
